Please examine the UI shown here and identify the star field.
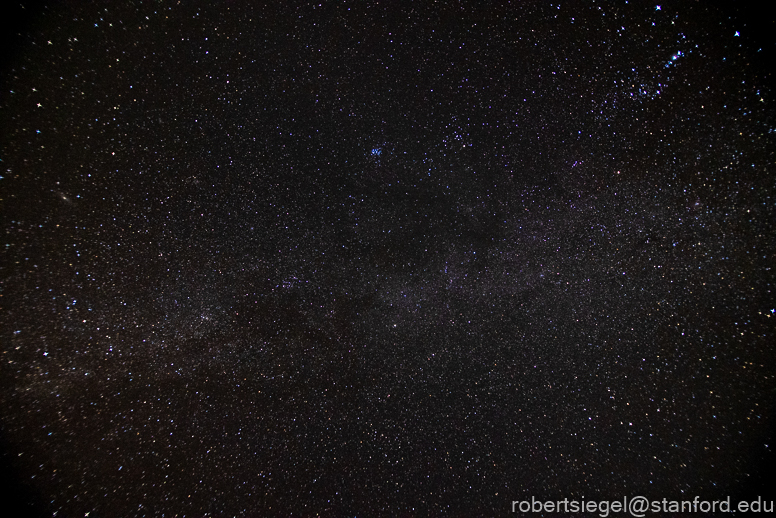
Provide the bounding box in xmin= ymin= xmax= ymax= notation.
xmin=1 ymin=1 xmax=775 ymax=516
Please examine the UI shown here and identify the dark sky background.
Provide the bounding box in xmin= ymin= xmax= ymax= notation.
xmin=1 ymin=1 xmax=774 ymax=516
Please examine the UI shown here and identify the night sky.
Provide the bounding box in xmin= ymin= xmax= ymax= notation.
xmin=2 ymin=1 xmax=775 ymax=516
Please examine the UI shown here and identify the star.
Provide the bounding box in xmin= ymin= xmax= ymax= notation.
xmin=36 ymin=103 xmax=42 ymax=108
